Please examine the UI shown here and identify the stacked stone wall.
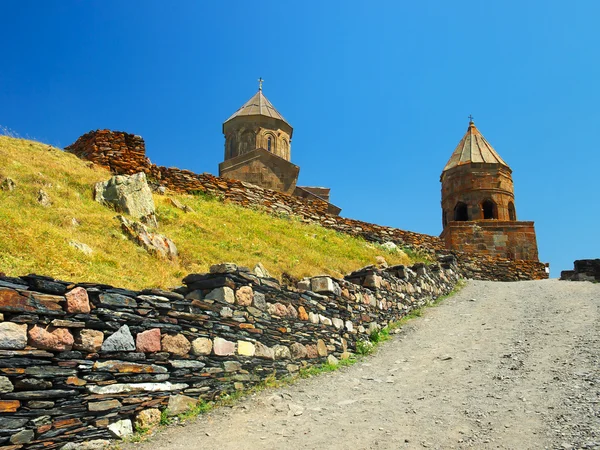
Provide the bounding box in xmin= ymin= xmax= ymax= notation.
xmin=0 ymin=258 xmax=459 ymax=448
xmin=560 ymin=259 xmax=600 ymax=281
xmin=65 ymin=130 xmax=548 ymax=281
xmin=452 ymin=252 xmax=548 ymax=281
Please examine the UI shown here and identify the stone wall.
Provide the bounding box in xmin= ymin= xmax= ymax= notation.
xmin=65 ymin=130 xmax=548 ymax=282
xmin=441 ymin=221 xmax=540 ymax=261
xmin=452 ymin=252 xmax=548 ymax=281
xmin=0 ymin=258 xmax=459 ymax=449
xmin=560 ymin=259 xmax=600 ymax=282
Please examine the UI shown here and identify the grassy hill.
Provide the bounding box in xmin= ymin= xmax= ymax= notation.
xmin=0 ymin=135 xmax=412 ymax=290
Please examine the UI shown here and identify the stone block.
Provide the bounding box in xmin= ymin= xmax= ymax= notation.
xmin=161 ymin=333 xmax=191 ymax=356
xmin=254 ymin=342 xmax=274 ymax=360
xmin=327 ymin=355 xmax=339 ymax=366
xmin=316 ymin=339 xmax=328 ymax=357
xmin=191 ymin=337 xmax=212 ymax=355
xmin=237 ymin=340 xmax=255 ymax=356
xmin=135 ymin=408 xmax=161 ymax=430
xmin=107 ymin=419 xmax=133 ymax=438
xmin=213 ymin=337 xmax=235 ymax=356
xmin=0 ymin=376 xmax=14 ymax=393
xmin=235 ymin=286 xmax=253 ymax=306
xmin=298 ymin=306 xmax=309 ymax=321
xmin=167 ymin=394 xmax=196 ymax=416
xmin=10 ymin=429 xmax=34 ymax=444
xmin=65 ymin=287 xmax=90 ymax=314
xmin=332 ymin=318 xmax=344 ymax=329
xmin=136 ymin=328 xmax=161 ymax=353
xmin=305 ymin=344 xmax=318 ymax=359
xmin=0 ymin=322 xmax=27 ymax=350
xmin=273 ymin=345 xmax=291 ymax=360
xmin=311 ymin=276 xmax=335 ymax=294
xmin=224 ymin=361 xmax=242 ymax=372
xmin=205 ymin=286 xmax=235 ymax=304
xmin=308 ymin=312 xmax=319 ymax=324
xmin=319 ymin=315 xmax=332 ymax=326
xmin=252 ymin=291 xmax=266 ymax=310
xmin=286 ymin=304 xmax=298 ymax=319
xmin=28 ymin=325 xmax=74 ymax=351
xmin=74 ymin=329 xmax=104 ymax=352
xmin=88 ymin=399 xmax=122 ymax=412
xmin=210 ymin=263 xmax=238 ymax=274
xmin=289 ymin=343 xmax=307 ymax=359
xmin=101 ymin=325 xmax=135 ymax=352
xmin=297 ymin=279 xmax=311 ymax=291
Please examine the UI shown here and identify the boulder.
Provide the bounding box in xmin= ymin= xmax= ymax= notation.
xmin=167 ymin=394 xmax=196 ymax=416
xmin=0 ymin=176 xmax=16 ymax=191
xmin=37 ymin=189 xmax=51 ymax=207
xmin=94 ymin=172 xmax=157 ymax=226
xmin=118 ymin=215 xmax=177 ymax=260
xmin=107 ymin=419 xmax=133 ymax=438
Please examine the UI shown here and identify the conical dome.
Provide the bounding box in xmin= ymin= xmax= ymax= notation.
xmin=224 ymin=90 xmax=290 ymax=126
xmin=443 ymin=121 xmax=509 ymax=172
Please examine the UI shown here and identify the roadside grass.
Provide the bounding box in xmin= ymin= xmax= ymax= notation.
xmin=124 ymin=280 xmax=467 ymax=445
xmin=0 ymin=135 xmax=412 ymax=289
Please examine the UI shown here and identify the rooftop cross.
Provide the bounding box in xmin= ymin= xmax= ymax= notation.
xmin=258 ymin=77 xmax=264 ymax=91
xmin=468 ymin=114 xmax=474 ymax=123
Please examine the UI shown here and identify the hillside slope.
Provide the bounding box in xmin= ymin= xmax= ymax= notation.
xmin=0 ymin=135 xmax=411 ymax=289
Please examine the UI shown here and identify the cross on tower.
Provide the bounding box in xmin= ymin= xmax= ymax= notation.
xmin=468 ymin=114 xmax=474 ymax=123
xmin=258 ymin=77 xmax=264 ymax=91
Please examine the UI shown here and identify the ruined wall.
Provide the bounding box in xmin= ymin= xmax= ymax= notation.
xmin=0 ymin=258 xmax=459 ymax=448
xmin=65 ymin=130 xmax=548 ymax=282
xmin=441 ymin=221 xmax=539 ymax=261
xmin=560 ymin=259 xmax=600 ymax=282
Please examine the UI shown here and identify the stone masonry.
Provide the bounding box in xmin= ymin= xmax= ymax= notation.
xmin=0 ymin=257 xmax=459 ymax=448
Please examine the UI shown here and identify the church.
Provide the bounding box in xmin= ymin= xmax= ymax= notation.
xmin=440 ymin=118 xmax=540 ymax=261
xmin=218 ymin=79 xmax=340 ymax=215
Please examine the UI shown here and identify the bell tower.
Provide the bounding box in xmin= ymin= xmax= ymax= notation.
xmin=219 ymin=79 xmax=299 ymax=194
xmin=440 ymin=118 xmax=539 ymax=261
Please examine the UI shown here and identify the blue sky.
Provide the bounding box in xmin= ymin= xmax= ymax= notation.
xmin=1 ymin=1 xmax=598 ymax=277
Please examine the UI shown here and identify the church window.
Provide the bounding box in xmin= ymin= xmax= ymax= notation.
xmin=454 ymin=202 xmax=468 ymax=221
xmin=482 ymin=200 xmax=497 ymax=219
xmin=267 ymin=137 xmax=272 ymax=152
xmin=508 ymin=202 xmax=516 ymax=221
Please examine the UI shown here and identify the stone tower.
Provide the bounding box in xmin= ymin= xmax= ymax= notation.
xmin=440 ymin=119 xmax=540 ymax=261
xmin=219 ymin=82 xmax=299 ymax=194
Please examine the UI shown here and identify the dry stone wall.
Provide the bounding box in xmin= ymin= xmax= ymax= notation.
xmin=0 ymin=258 xmax=459 ymax=449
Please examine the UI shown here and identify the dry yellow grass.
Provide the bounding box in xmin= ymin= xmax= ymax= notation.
xmin=0 ymin=135 xmax=412 ymax=290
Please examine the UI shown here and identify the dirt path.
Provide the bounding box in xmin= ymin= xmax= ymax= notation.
xmin=126 ymin=280 xmax=600 ymax=450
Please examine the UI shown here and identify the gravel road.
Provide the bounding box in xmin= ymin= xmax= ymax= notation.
xmin=126 ymin=279 xmax=600 ymax=450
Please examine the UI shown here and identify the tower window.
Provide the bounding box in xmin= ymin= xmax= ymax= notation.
xmin=454 ymin=202 xmax=468 ymax=221
xmin=508 ymin=202 xmax=516 ymax=221
xmin=267 ymin=137 xmax=272 ymax=152
xmin=482 ymin=200 xmax=497 ymax=219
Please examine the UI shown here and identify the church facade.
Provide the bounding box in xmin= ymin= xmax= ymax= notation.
xmin=440 ymin=120 xmax=540 ymax=261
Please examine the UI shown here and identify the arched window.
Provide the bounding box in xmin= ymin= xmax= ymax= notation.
xmin=267 ymin=137 xmax=272 ymax=152
xmin=508 ymin=202 xmax=516 ymax=221
xmin=482 ymin=200 xmax=497 ymax=219
xmin=454 ymin=202 xmax=468 ymax=221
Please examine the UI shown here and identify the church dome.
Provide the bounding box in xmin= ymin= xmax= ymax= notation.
xmin=442 ymin=120 xmax=509 ymax=172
